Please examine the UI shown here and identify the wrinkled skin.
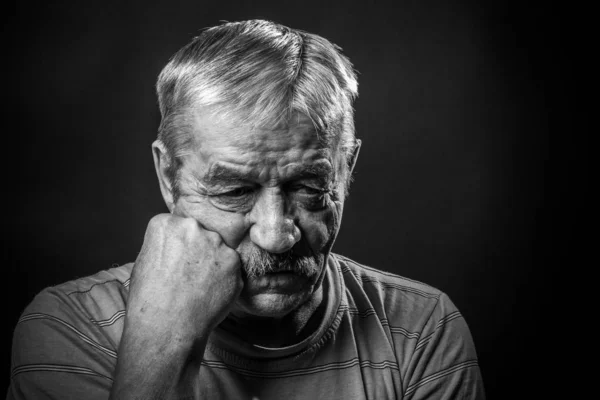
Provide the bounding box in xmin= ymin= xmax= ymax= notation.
xmin=154 ymin=112 xmax=352 ymax=325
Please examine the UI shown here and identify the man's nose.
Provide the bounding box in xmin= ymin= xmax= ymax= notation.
xmin=249 ymin=189 xmax=301 ymax=254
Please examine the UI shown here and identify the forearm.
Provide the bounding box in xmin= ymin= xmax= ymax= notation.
xmin=109 ymin=317 xmax=208 ymax=400
xmin=108 ymin=214 xmax=242 ymax=399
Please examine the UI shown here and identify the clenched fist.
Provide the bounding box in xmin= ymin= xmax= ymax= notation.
xmin=127 ymin=214 xmax=243 ymax=338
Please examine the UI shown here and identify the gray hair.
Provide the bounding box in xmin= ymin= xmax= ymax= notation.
xmin=156 ymin=20 xmax=359 ymax=196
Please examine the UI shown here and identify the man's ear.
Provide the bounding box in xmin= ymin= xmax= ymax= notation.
xmin=152 ymin=140 xmax=175 ymax=212
xmin=348 ymin=139 xmax=361 ymax=175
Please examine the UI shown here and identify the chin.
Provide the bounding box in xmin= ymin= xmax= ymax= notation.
xmin=236 ymin=291 xmax=312 ymax=319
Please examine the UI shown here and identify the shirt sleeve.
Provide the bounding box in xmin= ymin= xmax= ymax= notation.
xmin=7 ymin=288 xmax=116 ymax=400
xmin=401 ymin=293 xmax=485 ymax=400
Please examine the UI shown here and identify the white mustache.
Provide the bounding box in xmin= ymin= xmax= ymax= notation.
xmin=240 ymin=247 xmax=322 ymax=279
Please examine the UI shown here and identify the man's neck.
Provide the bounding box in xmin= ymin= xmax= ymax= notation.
xmin=220 ymin=286 xmax=325 ymax=348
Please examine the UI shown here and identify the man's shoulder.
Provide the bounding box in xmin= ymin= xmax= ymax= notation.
xmin=52 ymin=263 xmax=133 ymax=299
xmin=20 ymin=263 xmax=134 ymax=325
xmin=328 ymin=257 xmax=484 ymax=398
xmin=10 ymin=265 xmax=133 ymax=392
xmin=331 ymin=253 xmax=443 ymax=299
xmin=331 ymin=253 xmax=457 ymax=330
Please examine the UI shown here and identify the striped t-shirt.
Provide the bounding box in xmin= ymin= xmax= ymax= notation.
xmin=8 ymin=254 xmax=485 ymax=399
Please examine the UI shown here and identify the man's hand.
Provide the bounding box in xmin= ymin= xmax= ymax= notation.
xmin=129 ymin=213 xmax=243 ymax=339
xmin=110 ymin=214 xmax=243 ymax=400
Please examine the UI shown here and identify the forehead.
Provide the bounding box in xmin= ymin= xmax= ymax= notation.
xmin=186 ymin=111 xmax=335 ymax=183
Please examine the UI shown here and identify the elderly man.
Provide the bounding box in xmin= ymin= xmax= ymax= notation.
xmin=9 ymin=20 xmax=485 ymax=399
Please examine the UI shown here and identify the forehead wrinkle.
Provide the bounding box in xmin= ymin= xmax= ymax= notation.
xmin=200 ymin=153 xmax=334 ymax=187
xmin=191 ymin=108 xmax=330 ymax=159
xmin=188 ymin=111 xmax=339 ymax=187
xmin=229 ymin=118 xmax=321 ymax=151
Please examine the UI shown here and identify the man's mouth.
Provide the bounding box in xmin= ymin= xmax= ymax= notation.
xmin=265 ymin=270 xmax=298 ymax=275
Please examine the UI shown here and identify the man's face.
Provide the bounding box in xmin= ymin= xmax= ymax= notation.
xmin=158 ymin=111 xmax=349 ymax=319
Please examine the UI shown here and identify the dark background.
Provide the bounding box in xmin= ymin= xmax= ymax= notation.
xmin=5 ymin=0 xmax=584 ymax=398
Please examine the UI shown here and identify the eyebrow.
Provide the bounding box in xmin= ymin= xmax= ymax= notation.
xmin=201 ymin=165 xmax=255 ymax=186
xmin=291 ymin=163 xmax=334 ymax=182
xmin=202 ymin=162 xmax=334 ymax=186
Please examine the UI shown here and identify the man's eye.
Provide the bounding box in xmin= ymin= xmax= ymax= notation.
xmin=288 ymin=183 xmax=327 ymax=196
xmin=297 ymin=186 xmax=325 ymax=196
xmin=221 ymin=187 xmax=253 ymax=197
xmin=288 ymin=185 xmax=330 ymax=210
xmin=206 ymin=187 xmax=255 ymax=212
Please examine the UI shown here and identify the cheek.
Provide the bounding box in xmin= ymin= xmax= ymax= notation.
xmin=298 ymin=201 xmax=341 ymax=253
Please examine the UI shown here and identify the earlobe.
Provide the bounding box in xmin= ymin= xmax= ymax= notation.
xmin=151 ymin=140 xmax=175 ymax=212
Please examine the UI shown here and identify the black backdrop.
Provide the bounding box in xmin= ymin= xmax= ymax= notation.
xmin=5 ymin=0 xmax=583 ymax=398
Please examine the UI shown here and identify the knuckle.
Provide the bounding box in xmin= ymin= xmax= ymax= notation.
xmin=148 ymin=213 xmax=169 ymax=230
xmin=171 ymin=217 xmax=198 ymax=237
xmin=178 ymin=217 xmax=199 ymax=232
xmin=157 ymin=217 xmax=200 ymax=243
